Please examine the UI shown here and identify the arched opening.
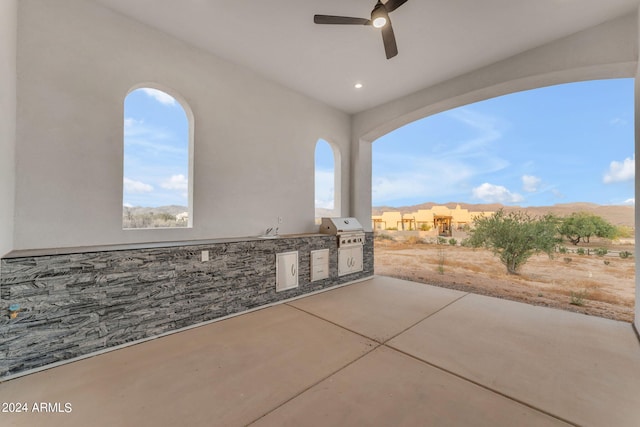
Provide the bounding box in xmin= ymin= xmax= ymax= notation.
xmin=372 ymin=79 xmax=635 ymax=322
xmin=123 ymin=86 xmax=194 ymax=229
xmin=315 ymin=139 xmax=341 ymax=221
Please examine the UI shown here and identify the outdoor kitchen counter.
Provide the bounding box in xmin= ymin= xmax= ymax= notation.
xmin=2 ymin=233 xmax=328 ymax=258
xmin=1 ymin=232 xmax=374 ymax=378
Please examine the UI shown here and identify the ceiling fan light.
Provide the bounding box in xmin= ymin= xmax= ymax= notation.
xmin=371 ymin=2 xmax=388 ymax=28
xmin=372 ymin=16 xmax=387 ymax=28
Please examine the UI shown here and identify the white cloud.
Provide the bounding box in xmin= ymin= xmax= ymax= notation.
xmin=372 ymin=107 xmax=511 ymax=205
xmin=624 ymin=198 xmax=635 ymax=205
xmin=141 ymin=88 xmax=176 ymax=106
xmin=315 ymin=169 xmax=334 ymax=209
xmin=124 ymin=117 xmax=142 ymax=130
xmin=161 ymin=174 xmax=188 ymax=191
xmin=603 ymin=155 xmax=634 ymax=183
xmin=522 ymin=175 xmax=541 ymax=193
xmin=609 ymin=117 xmax=627 ymax=126
xmin=372 ymin=156 xmax=478 ymax=204
xmin=124 ymin=119 xmax=183 ymax=155
xmin=124 ymin=177 xmax=154 ymax=193
xmin=372 ymin=175 xmax=429 ymax=205
xmin=372 ymin=136 xmax=510 ymax=205
xmin=442 ymin=109 xmax=506 ymax=158
xmin=472 ymin=183 xmax=524 ymax=204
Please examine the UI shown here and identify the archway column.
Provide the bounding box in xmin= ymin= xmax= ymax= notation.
xmin=634 ymin=7 xmax=640 ymax=334
xmin=351 ymin=137 xmax=372 ymax=231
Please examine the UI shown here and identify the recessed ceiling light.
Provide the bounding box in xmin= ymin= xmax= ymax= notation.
xmin=354 ymin=83 xmax=363 ymax=89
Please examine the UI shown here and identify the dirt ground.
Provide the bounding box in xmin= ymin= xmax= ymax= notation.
xmin=374 ymin=237 xmax=635 ymax=323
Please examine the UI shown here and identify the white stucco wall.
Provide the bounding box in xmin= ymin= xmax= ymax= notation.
xmin=13 ymin=0 xmax=351 ymax=250
xmin=351 ymin=13 xmax=638 ymax=230
xmin=0 ymin=0 xmax=17 ymax=257
xmin=635 ymin=9 xmax=640 ymax=333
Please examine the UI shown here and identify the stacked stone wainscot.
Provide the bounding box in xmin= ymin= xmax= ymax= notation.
xmin=0 ymin=233 xmax=374 ymax=377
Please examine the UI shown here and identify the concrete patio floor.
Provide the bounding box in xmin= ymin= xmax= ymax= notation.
xmin=1 ymin=276 xmax=639 ymax=426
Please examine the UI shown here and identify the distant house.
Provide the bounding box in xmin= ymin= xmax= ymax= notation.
xmin=372 ymin=211 xmax=403 ymax=230
xmin=176 ymin=212 xmax=189 ymax=223
xmin=372 ymin=205 xmax=494 ymax=236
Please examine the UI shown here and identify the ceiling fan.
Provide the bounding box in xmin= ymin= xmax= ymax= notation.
xmin=313 ymin=0 xmax=408 ymax=59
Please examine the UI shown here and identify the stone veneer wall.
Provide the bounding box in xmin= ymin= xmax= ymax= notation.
xmin=0 ymin=233 xmax=374 ymax=377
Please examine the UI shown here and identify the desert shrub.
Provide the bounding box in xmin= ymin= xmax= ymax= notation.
xmin=405 ymin=236 xmax=424 ymax=245
xmin=437 ymin=248 xmax=445 ymax=275
xmin=576 ymin=248 xmax=586 ymax=255
xmin=386 ymin=227 xmax=398 ymax=231
xmin=603 ymin=260 xmax=610 ymax=265
xmin=615 ymin=225 xmax=634 ymax=239
xmin=122 ymin=212 xmax=183 ymax=229
xmin=619 ymin=250 xmax=632 ymax=259
xmin=375 ymin=233 xmax=394 ymax=241
xmin=557 ymin=246 xmax=567 ymax=254
xmin=448 ymin=238 xmax=457 ymax=246
xmin=570 ymin=289 xmax=588 ymax=306
xmin=437 ymin=237 xmax=447 ymax=245
xmin=157 ymin=213 xmax=176 ymax=221
xmin=594 ymin=247 xmax=608 ymax=257
xmin=419 ymin=223 xmax=431 ymax=231
xmin=563 ymin=257 xmax=572 ymax=264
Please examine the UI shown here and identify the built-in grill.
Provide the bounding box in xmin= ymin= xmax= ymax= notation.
xmin=320 ymin=217 xmax=365 ymax=276
xmin=319 ymin=217 xmax=365 ymax=247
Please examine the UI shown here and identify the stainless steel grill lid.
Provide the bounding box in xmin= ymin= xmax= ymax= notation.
xmin=319 ymin=217 xmax=364 ymax=234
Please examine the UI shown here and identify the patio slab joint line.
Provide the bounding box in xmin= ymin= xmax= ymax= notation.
xmin=381 ymin=292 xmax=470 ymax=345
xmin=246 ymin=343 xmax=381 ymax=426
xmin=284 ymin=302 xmax=383 ymax=343
xmin=384 ymin=344 xmax=579 ymax=426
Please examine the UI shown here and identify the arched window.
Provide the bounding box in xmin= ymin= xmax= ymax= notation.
xmin=315 ymin=139 xmax=341 ymax=221
xmin=123 ymin=87 xmax=193 ymax=229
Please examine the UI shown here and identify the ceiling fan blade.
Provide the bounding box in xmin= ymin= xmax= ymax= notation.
xmin=384 ymin=0 xmax=408 ymax=13
xmin=314 ymin=15 xmax=371 ymax=25
xmin=381 ymin=19 xmax=398 ymax=59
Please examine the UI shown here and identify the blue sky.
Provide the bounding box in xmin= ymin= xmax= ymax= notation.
xmin=123 ymin=88 xmax=189 ymax=208
xmin=315 ymin=140 xmax=336 ymax=210
xmin=126 ymin=80 xmax=634 ymax=209
xmin=372 ymin=78 xmax=635 ymax=207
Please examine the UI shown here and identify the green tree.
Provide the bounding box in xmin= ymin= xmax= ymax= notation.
xmin=467 ymin=209 xmax=558 ymax=274
xmin=557 ymin=212 xmax=616 ymax=245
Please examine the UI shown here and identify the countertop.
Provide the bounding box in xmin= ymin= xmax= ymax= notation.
xmin=2 ymin=233 xmax=331 ymax=259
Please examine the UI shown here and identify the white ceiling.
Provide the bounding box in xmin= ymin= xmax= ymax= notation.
xmin=91 ymin=0 xmax=640 ymax=114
